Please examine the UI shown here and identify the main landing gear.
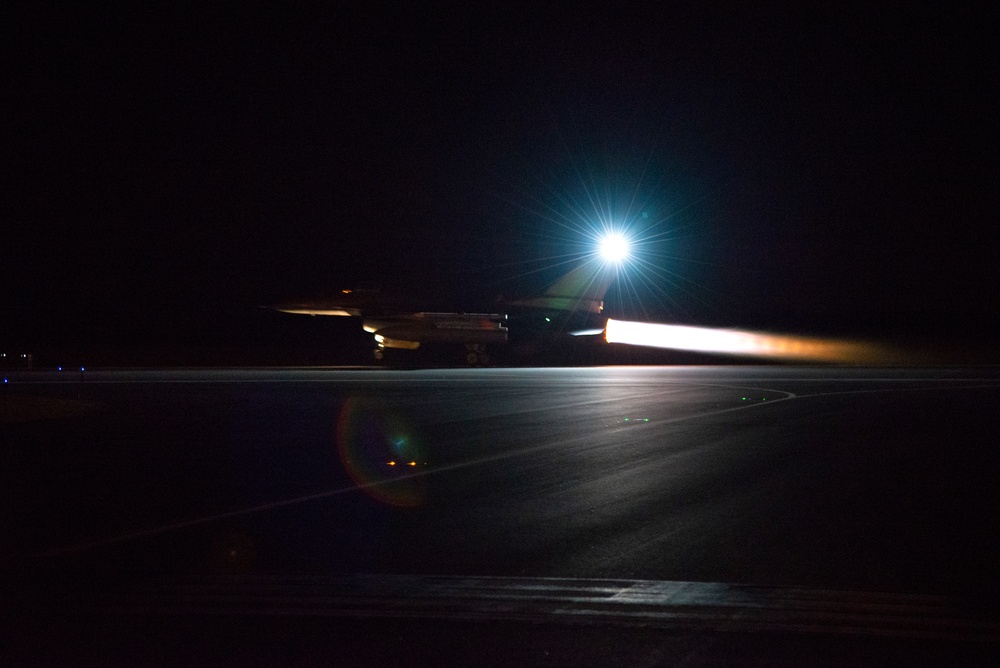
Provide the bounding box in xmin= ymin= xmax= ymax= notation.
xmin=463 ymin=344 xmax=490 ymax=367
xmin=373 ymin=344 xmax=494 ymax=368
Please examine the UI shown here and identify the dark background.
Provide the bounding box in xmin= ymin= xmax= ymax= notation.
xmin=2 ymin=5 xmax=996 ymax=359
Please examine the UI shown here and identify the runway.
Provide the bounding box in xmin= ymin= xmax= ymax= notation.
xmin=3 ymin=366 xmax=1000 ymax=660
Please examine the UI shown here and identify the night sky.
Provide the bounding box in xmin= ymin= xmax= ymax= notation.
xmin=3 ymin=6 xmax=996 ymax=355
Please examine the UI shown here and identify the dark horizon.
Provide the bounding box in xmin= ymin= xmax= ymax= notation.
xmin=3 ymin=6 xmax=996 ymax=360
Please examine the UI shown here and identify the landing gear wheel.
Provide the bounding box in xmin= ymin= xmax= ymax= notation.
xmin=464 ymin=344 xmax=490 ymax=367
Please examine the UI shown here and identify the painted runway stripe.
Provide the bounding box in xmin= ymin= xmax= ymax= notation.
xmin=29 ymin=574 xmax=999 ymax=641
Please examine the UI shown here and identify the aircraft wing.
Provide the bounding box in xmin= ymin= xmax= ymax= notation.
xmin=364 ymin=313 xmax=508 ymax=350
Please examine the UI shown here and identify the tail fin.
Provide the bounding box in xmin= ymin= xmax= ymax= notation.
xmin=507 ymin=261 xmax=616 ymax=314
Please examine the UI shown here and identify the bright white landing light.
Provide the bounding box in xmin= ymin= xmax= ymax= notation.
xmin=599 ymin=234 xmax=629 ymax=263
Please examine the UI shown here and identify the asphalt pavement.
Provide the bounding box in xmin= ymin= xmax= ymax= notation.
xmin=3 ymin=366 xmax=999 ymax=663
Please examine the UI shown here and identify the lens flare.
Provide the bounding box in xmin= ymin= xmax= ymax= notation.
xmin=605 ymin=318 xmax=883 ymax=363
xmin=336 ymin=397 xmax=426 ymax=507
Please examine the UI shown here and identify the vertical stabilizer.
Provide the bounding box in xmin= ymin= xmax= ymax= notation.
xmin=507 ymin=262 xmax=616 ymax=314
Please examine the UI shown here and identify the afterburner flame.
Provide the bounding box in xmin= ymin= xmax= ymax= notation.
xmin=605 ymin=319 xmax=881 ymax=363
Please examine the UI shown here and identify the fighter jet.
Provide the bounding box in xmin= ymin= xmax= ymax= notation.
xmin=269 ymin=260 xmax=620 ymax=367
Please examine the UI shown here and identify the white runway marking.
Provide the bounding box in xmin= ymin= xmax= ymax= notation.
xmin=45 ymin=574 xmax=1000 ymax=640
